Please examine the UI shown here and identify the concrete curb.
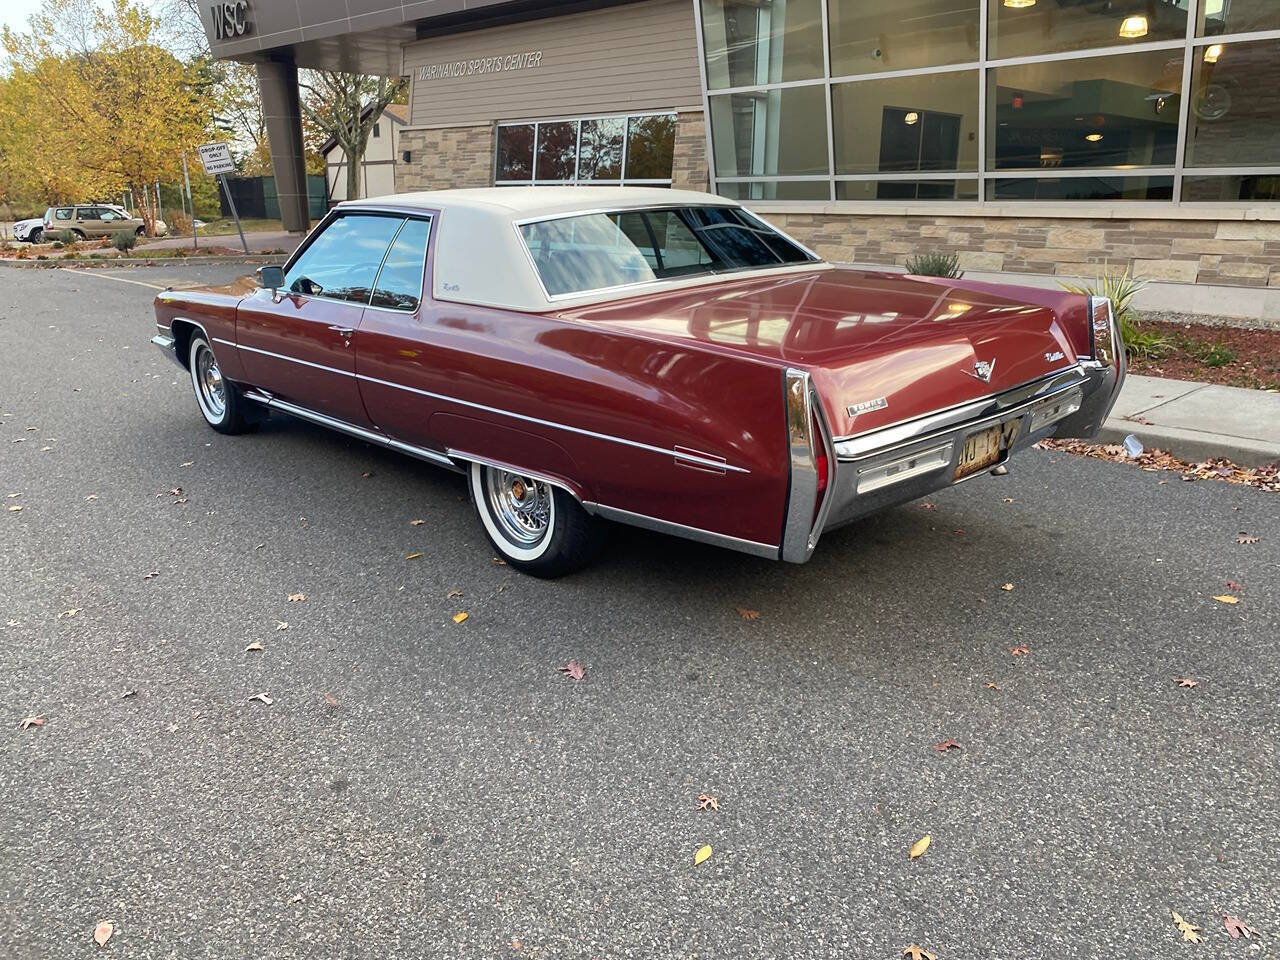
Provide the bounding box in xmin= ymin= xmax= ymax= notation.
xmin=0 ymin=255 xmax=286 ymax=269
xmin=1096 ymin=420 xmax=1280 ymax=468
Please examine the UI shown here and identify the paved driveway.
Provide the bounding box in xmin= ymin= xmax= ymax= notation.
xmin=1 ymin=265 xmax=1277 ymax=959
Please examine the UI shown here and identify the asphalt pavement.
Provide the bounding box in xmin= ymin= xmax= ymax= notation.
xmin=2 ymin=264 xmax=1278 ymax=960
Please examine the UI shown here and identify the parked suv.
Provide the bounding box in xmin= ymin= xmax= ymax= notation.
xmin=42 ymin=204 xmax=168 ymax=240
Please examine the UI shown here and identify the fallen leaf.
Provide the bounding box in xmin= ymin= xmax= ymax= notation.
xmin=490 ymin=556 xmax=507 ymax=565
xmin=452 ymin=612 xmax=469 ymax=624
xmin=5 ymin=493 xmax=20 ymax=498
xmin=406 ymin=551 xmax=424 ymax=560
xmin=247 ymin=693 xmax=273 ymax=705
xmin=20 ymin=715 xmax=45 ymax=730
xmin=559 ymin=660 xmax=586 ymax=681
xmin=1000 ymin=582 xmax=1014 ymax=591
xmin=57 ymin=608 xmax=79 ymax=619
xmin=511 ymin=939 xmax=522 ymax=951
xmin=1002 ymin=497 xmax=1015 ymax=503
xmin=84 ymin=494 xmax=98 ymax=502
xmin=1223 ymin=914 xmax=1259 ymax=940
xmin=180 ymin=461 xmax=194 ymax=467
xmin=1235 ymin=533 xmax=1258 ymax=544
xmin=1009 ymin=645 xmax=1030 ymax=656
xmin=953 ymin=529 xmax=965 ymax=536
xmin=322 ymin=691 xmax=339 ymax=708
xmin=984 ymin=681 xmax=1001 ymax=690
xmin=245 ymin=642 xmax=264 ymax=652
xmin=919 ymin=502 xmax=937 ymax=510
xmin=121 ymin=690 xmax=137 ymax=699
xmin=909 ymin=835 xmax=931 ymax=860
xmin=287 ymin=592 xmax=306 ymax=602
xmin=93 ymin=920 xmax=114 ymax=947
xmin=1175 ymin=678 xmax=1198 ymax=688
xmin=409 ymin=519 xmax=425 ymax=526
xmin=735 ymin=607 xmax=760 ymax=620
xmin=903 ymin=947 xmax=936 ymax=960
xmin=447 ymin=588 xmax=463 ymax=599
xmin=696 ymin=793 xmax=719 ymax=812
xmin=167 ymin=487 xmax=183 ymax=497
xmin=275 ymin=620 xmax=289 ymax=631
xmin=142 ymin=570 xmax=159 ymax=580
xmin=1171 ymin=910 xmax=1203 ymax=943
xmin=1212 ymin=595 xmax=1239 ymax=605
xmin=361 ymin=471 xmax=374 ymax=479
xmin=694 ymin=844 xmax=712 ymax=866
xmin=934 ymin=738 xmax=962 ymax=753
xmin=1225 ymin=580 xmax=1242 ymax=592
xmin=6 ymin=505 xmax=21 ymax=512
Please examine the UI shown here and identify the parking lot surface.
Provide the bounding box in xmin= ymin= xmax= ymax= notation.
xmin=2 ymin=265 xmax=1278 ymax=959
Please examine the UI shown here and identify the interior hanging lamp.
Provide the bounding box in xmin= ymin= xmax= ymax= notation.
xmin=1118 ymin=15 xmax=1149 ymax=38
xmin=1003 ymin=0 xmax=1036 ymax=8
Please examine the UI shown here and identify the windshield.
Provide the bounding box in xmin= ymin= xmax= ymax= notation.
xmin=519 ymin=205 xmax=819 ymax=298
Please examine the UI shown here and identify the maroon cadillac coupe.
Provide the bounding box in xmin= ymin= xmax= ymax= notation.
xmin=151 ymin=187 xmax=1124 ymax=576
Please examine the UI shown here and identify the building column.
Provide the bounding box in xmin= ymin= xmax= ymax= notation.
xmin=256 ymin=59 xmax=310 ymax=233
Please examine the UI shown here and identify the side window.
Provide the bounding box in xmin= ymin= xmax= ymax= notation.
xmin=75 ymin=207 xmax=93 ymax=219
xmin=370 ymin=218 xmax=431 ymax=311
xmin=55 ymin=208 xmax=72 ymax=220
xmin=283 ymin=214 xmax=404 ymax=304
xmin=100 ymin=209 xmax=122 ymax=222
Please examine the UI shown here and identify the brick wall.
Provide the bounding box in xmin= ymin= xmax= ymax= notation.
xmin=396 ymin=125 xmax=496 ymax=192
xmin=671 ymin=111 xmax=709 ymax=192
xmin=763 ymin=213 xmax=1280 ymax=288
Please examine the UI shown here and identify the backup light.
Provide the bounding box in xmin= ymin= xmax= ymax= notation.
xmin=856 ymin=442 xmax=953 ymax=495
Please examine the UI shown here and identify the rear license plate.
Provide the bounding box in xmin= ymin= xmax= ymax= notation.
xmin=955 ymin=420 xmax=1018 ymax=480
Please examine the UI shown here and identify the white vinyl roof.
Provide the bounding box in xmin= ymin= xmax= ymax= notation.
xmin=340 ymin=186 xmax=819 ymax=313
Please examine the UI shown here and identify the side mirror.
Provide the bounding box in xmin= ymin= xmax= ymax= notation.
xmin=259 ymin=265 xmax=284 ymax=290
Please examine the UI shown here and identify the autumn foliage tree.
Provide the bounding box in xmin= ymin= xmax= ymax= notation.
xmin=301 ymin=71 xmax=407 ymax=201
xmin=0 ymin=0 xmax=209 ymax=234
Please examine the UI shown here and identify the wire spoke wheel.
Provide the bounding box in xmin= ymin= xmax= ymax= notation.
xmin=483 ymin=469 xmax=553 ymax=547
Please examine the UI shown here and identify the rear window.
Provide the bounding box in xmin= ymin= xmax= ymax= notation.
xmin=518 ymin=206 xmax=818 ymax=298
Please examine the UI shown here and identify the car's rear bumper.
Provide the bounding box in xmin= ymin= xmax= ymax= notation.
xmin=779 ymin=297 xmax=1125 ymax=563
xmin=151 ymin=332 xmax=184 ymax=369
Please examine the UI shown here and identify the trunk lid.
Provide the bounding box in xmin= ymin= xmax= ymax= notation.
xmin=556 ymin=266 xmax=1085 ymax=437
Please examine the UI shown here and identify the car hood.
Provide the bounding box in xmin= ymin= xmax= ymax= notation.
xmin=155 ymin=273 xmax=260 ymax=303
xmin=556 ymin=266 xmax=1091 ymax=437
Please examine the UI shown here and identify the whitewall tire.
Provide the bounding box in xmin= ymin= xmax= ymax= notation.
xmin=187 ymin=334 xmax=253 ymax=435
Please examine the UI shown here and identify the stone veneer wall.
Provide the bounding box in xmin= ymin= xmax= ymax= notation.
xmin=763 ymin=214 xmax=1280 ymax=288
xmin=395 ymin=125 xmax=496 ymax=193
xmin=671 ymin=111 xmax=709 ymax=192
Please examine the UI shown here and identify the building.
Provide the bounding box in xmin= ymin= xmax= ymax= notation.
xmin=322 ymin=103 xmax=409 ymax=203
xmin=203 ymin=0 xmax=1280 ymax=319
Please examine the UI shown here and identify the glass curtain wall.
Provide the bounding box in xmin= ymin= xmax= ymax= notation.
xmin=698 ymin=0 xmax=1280 ymax=202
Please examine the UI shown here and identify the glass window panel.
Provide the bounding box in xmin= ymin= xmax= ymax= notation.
xmin=1199 ymin=0 xmax=1280 ymax=36
xmin=833 ymin=71 xmax=979 ymax=175
xmin=625 ymin=114 xmax=677 ymax=179
xmin=1182 ymin=175 xmax=1280 ymax=202
xmin=285 ymin=215 xmax=404 ymax=304
xmin=716 ymin=180 xmax=832 ymax=200
xmin=709 ymin=85 xmax=830 ymax=177
xmin=700 ymin=0 xmax=824 ymax=89
xmin=989 ymin=0 xmax=1188 ymax=60
xmin=836 ymin=179 xmax=980 ymax=200
xmin=535 ymin=121 xmax=578 ymax=180
xmin=371 ymin=218 xmax=431 ymax=311
xmin=578 ymin=118 xmax=625 ymax=180
xmin=1186 ymin=39 xmax=1280 ymax=168
xmin=829 ymin=0 xmax=979 ymax=77
xmin=495 ymin=125 xmax=534 ymax=181
xmin=988 ymin=51 xmax=1180 ymax=170
xmin=986 ymin=176 xmax=1173 ymax=201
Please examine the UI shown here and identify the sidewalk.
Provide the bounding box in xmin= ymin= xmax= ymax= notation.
xmin=139 ymin=230 xmax=302 ymax=254
xmin=1099 ymin=374 xmax=1280 ymax=467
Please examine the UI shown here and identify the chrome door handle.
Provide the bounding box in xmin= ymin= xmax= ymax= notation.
xmin=328 ymin=325 xmax=355 ymax=337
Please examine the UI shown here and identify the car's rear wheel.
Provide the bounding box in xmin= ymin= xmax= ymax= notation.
xmin=188 ymin=334 xmax=254 ymax=434
xmin=71 ymin=229 xmax=85 ymax=240
xmin=135 ymin=226 xmax=145 ymax=237
xmin=468 ymin=463 xmax=604 ymax=577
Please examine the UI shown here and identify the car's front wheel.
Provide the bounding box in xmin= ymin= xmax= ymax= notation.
xmin=29 ymin=228 xmax=42 ymax=243
xmin=187 ymin=334 xmax=254 ymax=434
xmin=468 ymin=463 xmax=604 ymax=577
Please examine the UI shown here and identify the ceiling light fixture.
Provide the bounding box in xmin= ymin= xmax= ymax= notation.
xmin=1085 ymin=133 xmax=1104 ymax=142
xmin=1003 ymin=0 xmax=1036 ymax=7
xmin=903 ymin=111 xmax=920 ymax=125
xmin=1203 ymin=44 xmax=1224 ymax=63
xmin=1118 ymin=15 xmax=1148 ymax=38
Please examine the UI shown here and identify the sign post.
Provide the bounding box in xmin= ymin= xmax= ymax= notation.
xmin=197 ymin=142 xmax=248 ymax=254
xmin=182 ymin=153 xmax=197 ymax=252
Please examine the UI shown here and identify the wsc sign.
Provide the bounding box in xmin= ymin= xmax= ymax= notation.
xmin=211 ymin=1 xmax=251 ymax=41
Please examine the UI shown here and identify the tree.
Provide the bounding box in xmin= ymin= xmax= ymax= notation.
xmin=1 ymin=0 xmax=210 ymax=234
xmin=301 ymin=71 xmax=407 ymax=201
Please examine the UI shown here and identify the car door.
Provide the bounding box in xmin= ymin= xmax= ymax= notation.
xmin=234 ymin=212 xmax=406 ymax=428
xmin=74 ymin=207 xmax=101 ymax=237
xmin=97 ymin=207 xmax=129 ymax=236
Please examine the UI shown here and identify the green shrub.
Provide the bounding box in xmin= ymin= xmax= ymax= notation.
xmin=1060 ymin=270 xmax=1173 ymax=360
xmin=904 ymin=251 xmax=963 ymax=278
xmin=112 ymin=229 xmax=138 ymax=252
xmin=51 ymin=240 xmax=64 ymax=249
xmin=55 ymin=229 xmax=77 ymax=247
xmin=1197 ymin=341 xmax=1235 ymax=367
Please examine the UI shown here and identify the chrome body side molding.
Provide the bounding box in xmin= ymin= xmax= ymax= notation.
xmin=592 ymin=504 xmax=779 ymax=560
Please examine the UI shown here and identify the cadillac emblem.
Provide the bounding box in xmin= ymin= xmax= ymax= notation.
xmin=963 ymin=358 xmax=996 ymax=383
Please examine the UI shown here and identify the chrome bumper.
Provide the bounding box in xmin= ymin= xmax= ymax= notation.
xmin=779 ymin=297 xmax=1126 ymax=563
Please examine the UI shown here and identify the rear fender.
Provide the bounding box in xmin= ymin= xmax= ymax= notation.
xmin=430 ymin=413 xmax=592 ymax=506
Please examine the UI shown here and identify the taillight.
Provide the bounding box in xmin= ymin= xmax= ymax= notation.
xmin=812 ymin=411 xmax=828 ymax=523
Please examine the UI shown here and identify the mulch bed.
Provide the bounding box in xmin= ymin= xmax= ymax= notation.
xmin=1127 ymin=319 xmax=1280 ymax=391
xmin=1039 ymin=439 xmax=1280 ymax=492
